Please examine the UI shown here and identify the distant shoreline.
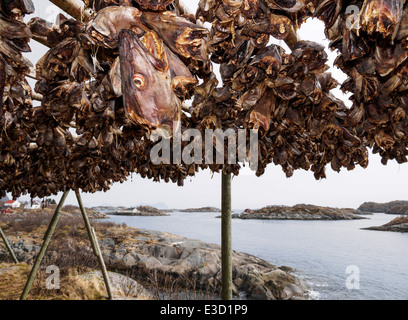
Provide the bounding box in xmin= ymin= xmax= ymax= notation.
xmin=227 ymin=204 xmax=368 ymax=221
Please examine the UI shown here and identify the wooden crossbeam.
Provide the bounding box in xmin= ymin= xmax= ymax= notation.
xmin=49 ymin=0 xmax=92 ymax=22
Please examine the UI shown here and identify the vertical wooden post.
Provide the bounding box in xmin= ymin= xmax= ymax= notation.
xmin=0 ymin=226 xmax=19 ymax=264
xmin=20 ymin=190 xmax=70 ymax=300
xmin=75 ymin=189 xmax=113 ymax=300
xmin=221 ymin=172 xmax=232 ymax=300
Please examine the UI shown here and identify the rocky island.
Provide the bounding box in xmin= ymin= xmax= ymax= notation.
xmin=108 ymin=205 xmax=170 ymax=216
xmin=179 ymin=207 xmax=221 ymax=213
xmin=231 ymin=204 xmax=368 ymax=220
xmin=362 ymin=217 xmax=408 ymax=233
xmin=358 ymin=201 xmax=408 ymax=215
xmin=0 ymin=212 xmax=308 ymax=300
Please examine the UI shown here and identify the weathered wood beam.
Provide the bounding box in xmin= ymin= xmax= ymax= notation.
xmin=221 ymin=172 xmax=232 ymax=300
xmin=20 ymin=190 xmax=70 ymax=300
xmin=31 ymin=92 xmax=43 ymax=101
xmin=49 ymin=0 xmax=92 ymax=22
xmin=0 ymin=226 xmax=19 ymax=264
xmin=75 ymin=189 xmax=113 ymax=300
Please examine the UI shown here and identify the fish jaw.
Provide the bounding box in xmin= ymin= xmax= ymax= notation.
xmin=119 ymin=29 xmax=181 ymax=134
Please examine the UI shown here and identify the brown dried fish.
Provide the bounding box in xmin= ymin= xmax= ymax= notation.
xmin=87 ymin=6 xmax=147 ymax=49
xmin=136 ymin=0 xmax=175 ymax=11
xmin=119 ymin=29 xmax=181 ymax=132
xmin=360 ymin=0 xmax=404 ymax=38
xmin=141 ymin=11 xmax=210 ymax=72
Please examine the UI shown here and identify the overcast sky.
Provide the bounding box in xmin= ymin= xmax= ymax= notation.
xmin=14 ymin=1 xmax=408 ymax=210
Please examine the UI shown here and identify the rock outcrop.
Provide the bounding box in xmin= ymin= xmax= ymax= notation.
xmin=358 ymin=201 xmax=408 ymax=215
xmin=1 ymin=224 xmax=308 ymax=300
xmin=108 ymin=206 xmax=169 ymax=216
xmin=362 ymin=217 xmax=408 ymax=233
xmin=61 ymin=205 xmax=108 ymax=219
xmin=231 ymin=204 xmax=367 ymax=220
xmin=101 ymin=228 xmax=308 ymax=300
xmin=79 ymin=270 xmax=152 ymax=300
xmin=179 ymin=207 xmax=221 ymax=213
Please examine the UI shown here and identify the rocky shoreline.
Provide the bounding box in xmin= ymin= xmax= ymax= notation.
xmin=107 ymin=206 xmax=170 ymax=217
xmin=362 ymin=217 xmax=408 ymax=233
xmin=179 ymin=207 xmax=221 ymax=213
xmin=231 ymin=204 xmax=368 ymax=220
xmin=358 ymin=201 xmax=408 ymax=215
xmin=0 ymin=217 xmax=308 ymax=300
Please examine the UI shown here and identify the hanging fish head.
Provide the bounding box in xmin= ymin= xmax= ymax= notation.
xmin=119 ymin=29 xmax=181 ymax=135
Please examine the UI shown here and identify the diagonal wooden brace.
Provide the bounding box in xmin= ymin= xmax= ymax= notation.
xmin=20 ymin=190 xmax=70 ymax=300
xmin=75 ymin=189 xmax=113 ymax=300
xmin=0 ymin=226 xmax=19 ymax=264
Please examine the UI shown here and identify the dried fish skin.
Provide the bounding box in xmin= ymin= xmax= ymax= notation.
xmin=71 ymin=48 xmax=97 ymax=83
xmin=87 ymin=6 xmax=146 ymax=49
xmin=135 ymin=0 xmax=175 ymax=11
xmin=250 ymin=44 xmax=283 ymax=78
xmin=141 ymin=11 xmax=210 ymax=71
xmin=0 ymin=0 xmax=34 ymax=17
xmin=292 ymin=41 xmax=328 ymax=72
xmin=266 ymin=0 xmax=306 ymax=12
xmin=314 ymin=0 xmax=342 ymax=29
xmin=36 ymin=38 xmax=81 ymax=80
xmin=341 ymin=28 xmax=370 ymax=62
xmin=108 ymin=57 xmax=122 ymax=97
xmin=119 ymin=29 xmax=181 ymax=132
xmin=0 ymin=15 xmax=32 ymax=40
xmin=396 ymin=6 xmax=408 ymax=41
xmin=360 ymin=0 xmax=404 ymax=38
xmin=46 ymin=17 xmax=86 ymax=47
xmin=165 ymin=44 xmax=198 ymax=99
xmin=374 ymin=43 xmax=408 ymax=76
xmin=0 ymin=55 xmax=5 ymax=110
xmin=242 ymin=0 xmax=260 ymax=18
xmin=0 ymin=37 xmax=32 ymax=71
xmin=236 ymin=81 xmax=266 ymax=110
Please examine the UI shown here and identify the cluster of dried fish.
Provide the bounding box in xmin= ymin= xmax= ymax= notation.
xmin=192 ymin=39 xmax=369 ymax=178
xmin=21 ymin=1 xmax=213 ymax=196
xmin=194 ymin=0 xmax=369 ymax=178
xmin=5 ymin=0 xmax=408 ymax=198
xmin=313 ymin=0 xmax=408 ymax=165
xmin=0 ymin=0 xmax=36 ymax=197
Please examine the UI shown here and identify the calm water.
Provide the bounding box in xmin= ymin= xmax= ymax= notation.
xmin=102 ymin=211 xmax=408 ymax=300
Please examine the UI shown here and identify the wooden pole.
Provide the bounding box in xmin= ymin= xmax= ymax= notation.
xmin=20 ymin=190 xmax=70 ymax=300
xmin=221 ymin=171 xmax=232 ymax=300
xmin=49 ymin=0 xmax=92 ymax=22
xmin=0 ymin=226 xmax=19 ymax=264
xmin=75 ymin=189 xmax=113 ymax=300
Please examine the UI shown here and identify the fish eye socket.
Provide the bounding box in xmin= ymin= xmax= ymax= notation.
xmin=133 ymin=74 xmax=146 ymax=88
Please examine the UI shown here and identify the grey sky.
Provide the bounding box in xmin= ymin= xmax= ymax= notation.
xmin=15 ymin=1 xmax=408 ymax=209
